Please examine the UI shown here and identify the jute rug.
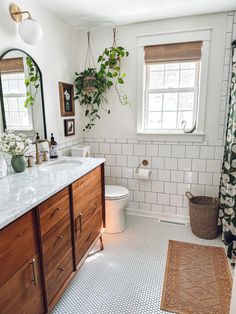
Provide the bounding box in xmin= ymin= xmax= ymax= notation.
xmin=161 ymin=240 xmax=232 ymax=314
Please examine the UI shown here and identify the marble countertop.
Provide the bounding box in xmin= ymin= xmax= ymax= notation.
xmin=0 ymin=157 xmax=105 ymax=230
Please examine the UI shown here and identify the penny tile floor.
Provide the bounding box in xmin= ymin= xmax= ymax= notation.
xmin=53 ymin=215 xmax=223 ymax=314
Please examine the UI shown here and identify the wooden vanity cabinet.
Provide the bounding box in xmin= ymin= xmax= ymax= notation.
xmin=72 ymin=165 xmax=104 ymax=265
xmin=0 ymin=163 xmax=105 ymax=313
xmin=0 ymin=211 xmax=44 ymax=314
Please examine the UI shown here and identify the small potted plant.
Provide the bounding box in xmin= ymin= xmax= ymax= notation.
xmin=0 ymin=130 xmax=31 ymax=173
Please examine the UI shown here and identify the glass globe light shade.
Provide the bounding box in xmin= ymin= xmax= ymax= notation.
xmin=18 ymin=18 xmax=43 ymax=45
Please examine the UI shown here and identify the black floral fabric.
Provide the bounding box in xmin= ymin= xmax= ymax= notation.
xmin=219 ymin=40 xmax=236 ymax=260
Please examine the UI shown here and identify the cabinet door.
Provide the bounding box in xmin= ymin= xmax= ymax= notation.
xmin=72 ymin=166 xmax=102 ymax=224
xmin=72 ymin=166 xmax=103 ymax=265
xmin=0 ymin=211 xmax=45 ymax=314
xmin=75 ymin=208 xmax=103 ymax=263
xmin=0 ymin=254 xmax=44 ymax=314
xmin=0 ymin=211 xmax=37 ymax=288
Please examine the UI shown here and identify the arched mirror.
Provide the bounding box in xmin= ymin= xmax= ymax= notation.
xmin=0 ymin=49 xmax=47 ymax=138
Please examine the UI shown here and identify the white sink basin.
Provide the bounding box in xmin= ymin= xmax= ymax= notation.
xmin=39 ymin=159 xmax=83 ymax=173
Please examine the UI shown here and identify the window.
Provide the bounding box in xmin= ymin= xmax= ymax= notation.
xmin=144 ymin=42 xmax=201 ymax=132
xmin=145 ymin=61 xmax=199 ymax=130
xmin=137 ymin=30 xmax=211 ymax=138
xmin=1 ymin=58 xmax=33 ymax=131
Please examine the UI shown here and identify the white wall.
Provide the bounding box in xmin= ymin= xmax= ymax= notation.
xmin=0 ymin=0 xmax=83 ymax=147
xmin=79 ymin=13 xmax=227 ymax=142
xmin=79 ymin=12 xmax=234 ymax=221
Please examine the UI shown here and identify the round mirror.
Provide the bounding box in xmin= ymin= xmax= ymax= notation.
xmin=0 ymin=49 xmax=47 ymax=138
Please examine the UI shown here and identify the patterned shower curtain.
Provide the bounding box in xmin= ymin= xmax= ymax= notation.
xmin=219 ymin=40 xmax=236 ymax=261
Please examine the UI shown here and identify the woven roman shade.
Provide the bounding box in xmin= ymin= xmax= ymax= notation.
xmin=0 ymin=57 xmax=24 ymax=74
xmin=144 ymin=41 xmax=202 ymax=63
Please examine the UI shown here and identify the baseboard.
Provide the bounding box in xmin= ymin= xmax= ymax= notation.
xmin=125 ymin=207 xmax=190 ymax=225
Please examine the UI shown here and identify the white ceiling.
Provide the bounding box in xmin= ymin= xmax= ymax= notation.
xmin=36 ymin=0 xmax=236 ymax=28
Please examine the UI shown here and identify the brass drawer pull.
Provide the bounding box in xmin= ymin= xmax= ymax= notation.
xmin=31 ymin=258 xmax=38 ymax=286
xmin=75 ymin=213 xmax=82 ymax=235
xmin=57 ymin=235 xmax=64 ymax=240
xmin=52 ymin=207 xmax=61 ymax=216
xmin=79 ymin=213 xmax=82 ymax=233
xmin=57 ymin=267 xmax=65 ymax=272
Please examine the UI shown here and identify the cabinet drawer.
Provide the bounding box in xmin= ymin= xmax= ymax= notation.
xmin=39 ymin=187 xmax=70 ymax=236
xmin=75 ymin=207 xmax=103 ymax=264
xmin=46 ymin=248 xmax=73 ymax=305
xmin=42 ymin=212 xmax=72 ymax=268
xmin=73 ymin=168 xmax=102 ymax=223
xmin=0 ymin=254 xmax=44 ymax=314
xmin=0 ymin=211 xmax=37 ymax=288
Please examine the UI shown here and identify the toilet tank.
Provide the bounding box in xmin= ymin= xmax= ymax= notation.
xmin=71 ymin=145 xmax=90 ymax=157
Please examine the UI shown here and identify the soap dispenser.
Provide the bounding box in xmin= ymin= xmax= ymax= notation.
xmin=49 ymin=133 xmax=58 ymax=159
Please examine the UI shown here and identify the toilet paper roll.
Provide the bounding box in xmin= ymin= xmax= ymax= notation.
xmin=137 ymin=168 xmax=151 ymax=180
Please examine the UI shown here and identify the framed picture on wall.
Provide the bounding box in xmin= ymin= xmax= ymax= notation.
xmin=59 ymin=82 xmax=75 ymax=116
xmin=64 ymin=118 xmax=75 ymax=136
xmin=64 ymin=119 xmax=75 ymax=136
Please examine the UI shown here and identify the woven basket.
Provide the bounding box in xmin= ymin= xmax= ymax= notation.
xmin=186 ymin=192 xmax=219 ymax=240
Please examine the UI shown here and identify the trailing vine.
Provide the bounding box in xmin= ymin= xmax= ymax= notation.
xmin=24 ymin=56 xmax=40 ymax=108
xmin=74 ymin=29 xmax=130 ymax=131
xmin=74 ymin=68 xmax=109 ymax=131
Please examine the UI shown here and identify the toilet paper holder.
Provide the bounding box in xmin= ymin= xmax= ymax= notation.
xmin=135 ymin=159 xmax=149 ymax=173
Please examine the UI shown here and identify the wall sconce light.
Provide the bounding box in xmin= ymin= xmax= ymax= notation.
xmin=9 ymin=3 xmax=43 ymax=45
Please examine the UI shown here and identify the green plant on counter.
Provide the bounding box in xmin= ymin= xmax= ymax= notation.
xmin=74 ymin=68 xmax=110 ymax=131
xmin=24 ymin=56 xmax=40 ymax=108
xmin=98 ymin=46 xmax=129 ymax=105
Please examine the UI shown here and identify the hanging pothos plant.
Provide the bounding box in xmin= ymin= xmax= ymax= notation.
xmin=74 ymin=68 xmax=109 ymax=131
xmin=98 ymin=44 xmax=129 ymax=105
xmin=74 ymin=28 xmax=129 ymax=131
xmin=24 ymin=56 xmax=40 ymax=108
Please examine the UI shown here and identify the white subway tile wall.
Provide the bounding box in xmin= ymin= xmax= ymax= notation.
xmin=83 ymin=12 xmax=236 ymax=220
xmin=86 ymin=139 xmax=224 ymax=217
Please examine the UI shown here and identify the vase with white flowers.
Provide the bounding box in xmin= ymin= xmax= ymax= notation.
xmin=0 ymin=130 xmax=31 ymax=173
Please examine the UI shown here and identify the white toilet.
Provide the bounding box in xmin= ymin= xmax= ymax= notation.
xmin=105 ymin=185 xmax=129 ymax=233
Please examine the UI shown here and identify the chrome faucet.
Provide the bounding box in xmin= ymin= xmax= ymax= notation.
xmin=33 ymin=139 xmax=51 ymax=164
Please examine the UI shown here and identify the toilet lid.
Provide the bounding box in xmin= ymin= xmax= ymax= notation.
xmin=105 ymin=185 xmax=129 ymax=199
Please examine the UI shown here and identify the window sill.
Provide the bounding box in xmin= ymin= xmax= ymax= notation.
xmin=136 ymin=130 xmax=205 ymax=142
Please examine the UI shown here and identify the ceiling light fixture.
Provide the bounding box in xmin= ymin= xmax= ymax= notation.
xmin=9 ymin=3 xmax=43 ymax=45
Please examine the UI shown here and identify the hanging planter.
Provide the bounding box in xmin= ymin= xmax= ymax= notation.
xmin=98 ymin=27 xmax=129 ymax=105
xmin=83 ymin=75 xmax=97 ymax=94
xmin=74 ymin=33 xmax=110 ymax=131
xmin=74 ymin=28 xmax=130 ymax=131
